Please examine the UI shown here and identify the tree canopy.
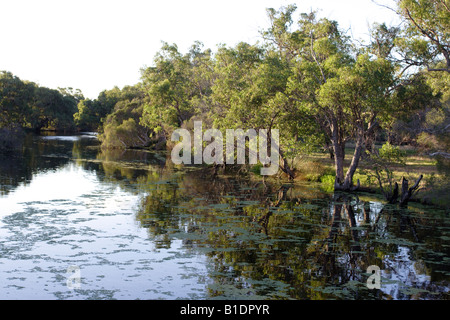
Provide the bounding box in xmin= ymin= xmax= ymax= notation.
xmin=0 ymin=71 xmax=81 ymax=132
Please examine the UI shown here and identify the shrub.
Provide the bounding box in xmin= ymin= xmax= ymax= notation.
xmin=320 ymin=174 xmax=335 ymax=193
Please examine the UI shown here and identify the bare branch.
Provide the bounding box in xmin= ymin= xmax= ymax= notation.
xmin=427 ymin=67 xmax=450 ymax=73
xmin=429 ymin=151 xmax=450 ymax=158
xmin=370 ymin=0 xmax=399 ymax=14
xmin=409 ymin=174 xmax=423 ymax=192
xmin=309 ymin=31 xmax=327 ymax=84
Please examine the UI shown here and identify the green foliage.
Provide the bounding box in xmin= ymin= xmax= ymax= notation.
xmin=262 ymin=7 xmax=399 ymax=188
xmin=379 ymin=142 xmax=407 ymax=164
xmin=2 ymin=1 xmax=449 ymax=194
xmin=416 ymin=68 xmax=450 ymax=154
xmin=320 ymin=174 xmax=335 ymax=193
xmin=0 ymin=71 xmax=35 ymax=128
xmin=250 ymin=163 xmax=264 ymax=176
xmin=98 ymin=85 xmax=151 ymax=149
xmin=0 ymin=71 xmax=81 ymax=132
xmin=140 ymin=42 xmax=213 ymax=136
xmin=74 ymin=86 xmax=126 ymax=131
xmin=395 ymin=0 xmax=450 ymax=72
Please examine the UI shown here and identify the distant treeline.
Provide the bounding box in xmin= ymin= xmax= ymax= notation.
xmin=0 ymin=71 xmax=83 ymax=132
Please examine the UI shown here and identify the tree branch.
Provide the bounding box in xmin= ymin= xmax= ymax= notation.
xmin=438 ymin=0 xmax=450 ymax=13
xmin=429 ymin=151 xmax=450 ymax=158
xmin=427 ymin=67 xmax=450 ymax=73
xmin=370 ymin=0 xmax=399 ymax=15
xmin=405 ymin=8 xmax=440 ymax=45
xmin=409 ymin=174 xmax=423 ymax=193
xmin=310 ymin=31 xmax=327 ymax=84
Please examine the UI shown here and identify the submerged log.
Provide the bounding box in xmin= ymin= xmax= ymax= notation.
xmin=399 ymin=175 xmax=423 ymax=207
xmin=387 ymin=182 xmax=399 ymax=204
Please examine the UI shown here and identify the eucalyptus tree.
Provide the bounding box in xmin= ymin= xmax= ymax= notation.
xmin=0 ymin=71 xmax=34 ymax=128
xmin=0 ymin=71 xmax=79 ymax=132
xmin=30 ymin=86 xmax=75 ymax=131
xmin=74 ymin=86 xmax=123 ymax=131
xmin=98 ymin=84 xmax=150 ymax=149
xmin=263 ymin=6 xmax=398 ymax=191
xmin=395 ymin=0 xmax=450 ymax=157
xmin=140 ymin=42 xmax=214 ymax=138
xmin=210 ymin=41 xmax=314 ymax=178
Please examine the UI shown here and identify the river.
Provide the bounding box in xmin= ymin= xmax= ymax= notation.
xmin=0 ymin=133 xmax=449 ymax=300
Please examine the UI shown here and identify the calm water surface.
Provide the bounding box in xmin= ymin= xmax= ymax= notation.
xmin=0 ymin=133 xmax=449 ymax=300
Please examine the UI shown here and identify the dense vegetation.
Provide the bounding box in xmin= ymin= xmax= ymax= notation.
xmin=0 ymin=71 xmax=82 ymax=130
xmin=1 ymin=0 xmax=448 ymax=197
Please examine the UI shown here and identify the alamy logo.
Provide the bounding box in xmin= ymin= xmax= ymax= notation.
xmin=171 ymin=121 xmax=280 ymax=176
xmin=66 ymin=265 xmax=81 ymax=290
xmin=366 ymin=265 xmax=381 ymax=289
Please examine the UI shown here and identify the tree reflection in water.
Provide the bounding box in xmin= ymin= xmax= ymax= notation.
xmin=129 ymin=163 xmax=450 ymax=300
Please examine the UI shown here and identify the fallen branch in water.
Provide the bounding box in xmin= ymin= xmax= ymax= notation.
xmin=399 ymin=175 xmax=423 ymax=207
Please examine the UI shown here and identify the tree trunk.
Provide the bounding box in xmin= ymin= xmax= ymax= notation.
xmin=334 ymin=145 xmax=345 ymax=186
xmin=387 ymin=182 xmax=399 ymax=204
xmin=399 ymin=175 xmax=423 ymax=207
xmin=333 ymin=135 xmax=363 ymax=192
xmin=331 ymin=119 xmax=345 ymax=187
xmin=342 ymin=134 xmax=364 ymax=190
xmin=279 ymin=150 xmax=295 ymax=180
xmin=324 ymin=137 xmax=334 ymax=159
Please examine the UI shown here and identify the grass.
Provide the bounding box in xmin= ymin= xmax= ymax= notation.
xmin=293 ymin=157 xmax=335 ymax=182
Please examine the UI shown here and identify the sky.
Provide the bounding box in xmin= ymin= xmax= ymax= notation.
xmin=0 ymin=0 xmax=401 ymax=99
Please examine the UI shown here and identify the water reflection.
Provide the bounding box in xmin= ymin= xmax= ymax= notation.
xmin=134 ymin=172 xmax=450 ymax=299
xmin=126 ymin=158 xmax=450 ymax=299
xmin=0 ymin=133 xmax=449 ymax=300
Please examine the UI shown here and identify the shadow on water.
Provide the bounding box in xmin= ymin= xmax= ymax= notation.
xmin=0 ymin=133 xmax=449 ymax=299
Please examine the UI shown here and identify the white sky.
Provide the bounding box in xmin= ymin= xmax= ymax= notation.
xmin=0 ymin=0 xmax=400 ymax=99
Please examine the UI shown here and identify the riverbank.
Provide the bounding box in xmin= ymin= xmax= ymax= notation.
xmin=44 ymin=129 xmax=448 ymax=209
xmin=288 ymin=147 xmax=450 ymax=209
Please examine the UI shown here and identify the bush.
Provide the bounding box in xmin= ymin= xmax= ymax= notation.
xmin=250 ymin=163 xmax=264 ymax=176
xmin=320 ymin=174 xmax=335 ymax=193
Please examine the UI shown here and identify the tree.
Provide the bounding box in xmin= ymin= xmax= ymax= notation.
xmin=318 ymin=54 xmax=396 ymax=190
xmin=99 ymin=84 xmax=150 ymax=149
xmin=417 ymin=67 xmax=450 ymax=156
xmin=140 ymin=43 xmax=207 ymax=133
xmin=0 ymin=71 xmax=33 ymax=128
xmin=262 ymin=7 xmax=398 ymax=190
xmin=30 ymin=86 xmax=77 ymax=131
xmin=138 ymin=42 xmax=215 ymax=153
xmin=366 ymin=142 xmax=406 ymax=202
xmin=74 ymin=99 xmax=98 ymax=130
xmin=393 ymin=0 xmax=450 ymax=72
xmin=0 ymin=71 xmax=79 ymax=132
xmin=73 ymin=87 xmax=122 ymax=131
xmin=210 ymin=41 xmax=319 ymax=178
